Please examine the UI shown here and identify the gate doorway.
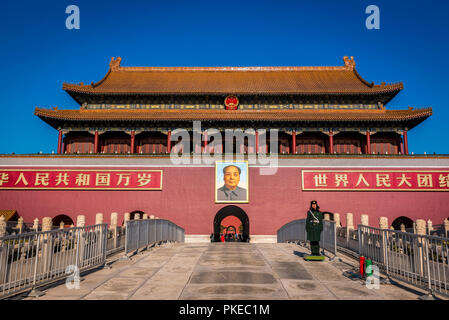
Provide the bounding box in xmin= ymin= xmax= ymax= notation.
xmin=213 ymin=205 xmax=249 ymax=242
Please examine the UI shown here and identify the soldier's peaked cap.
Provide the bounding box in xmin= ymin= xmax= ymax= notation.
xmin=310 ymin=200 xmax=320 ymax=209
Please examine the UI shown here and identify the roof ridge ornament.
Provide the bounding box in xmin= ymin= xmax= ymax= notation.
xmin=110 ymin=57 xmax=122 ymax=71
xmin=343 ymin=56 xmax=356 ymax=70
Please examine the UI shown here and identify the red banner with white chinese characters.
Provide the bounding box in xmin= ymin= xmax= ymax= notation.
xmin=0 ymin=169 xmax=162 ymax=190
xmin=301 ymin=170 xmax=449 ymax=191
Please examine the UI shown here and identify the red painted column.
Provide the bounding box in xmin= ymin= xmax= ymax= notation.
xmin=366 ymin=131 xmax=371 ymax=154
xmin=255 ymin=130 xmax=259 ymax=154
xmin=329 ymin=131 xmax=334 ymax=154
xmin=403 ymin=130 xmax=409 ymax=155
xmin=94 ymin=130 xmax=99 ymax=153
xmin=400 ymin=137 xmax=404 ymax=154
xmin=130 ymin=130 xmax=135 ymax=154
xmin=57 ymin=129 xmax=62 ymax=154
xmin=61 ymin=138 xmax=65 ymax=154
xmin=167 ymin=130 xmax=171 ymax=153
xmin=292 ymin=130 xmax=296 ymax=154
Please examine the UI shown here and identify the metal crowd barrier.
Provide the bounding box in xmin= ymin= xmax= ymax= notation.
xmin=5 ymin=222 xmax=42 ymax=236
xmin=0 ymin=224 xmax=107 ymax=299
xmin=336 ymin=227 xmax=360 ymax=256
xmin=106 ymin=226 xmax=126 ymax=256
xmin=124 ymin=219 xmax=185 ymax=256
xmin=277 ymin=219 xmax=306 ymax=243
xmin=320 ymin=220 xmax=337 ymax=256
xmin=358 ymin=225 xmax=449 ymax=298
xmin=277 ymin=219 xmax=337 ymax=256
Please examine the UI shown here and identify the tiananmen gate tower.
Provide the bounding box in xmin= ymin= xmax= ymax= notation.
xmin=1 ymin=56 xmax=448 ymax=242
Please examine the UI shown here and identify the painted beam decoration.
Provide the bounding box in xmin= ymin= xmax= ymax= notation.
xmin=0 ymin=169 xmax=163 ymax=190
xmin=302 ymin=170 xmax=449 ymax=191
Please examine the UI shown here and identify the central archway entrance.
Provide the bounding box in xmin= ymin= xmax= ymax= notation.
xmin=213 ymin=205 xmax=249 ymax=242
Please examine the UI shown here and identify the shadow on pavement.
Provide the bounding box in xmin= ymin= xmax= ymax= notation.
xmin=293 ymin=251 xmax=307 ymax=258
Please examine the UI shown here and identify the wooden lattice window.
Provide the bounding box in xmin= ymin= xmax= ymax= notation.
xmin=297 ymin=139 xmax=325 ymax=154
xmin=371 ymin=139 xmax=398 ymax=154
xmin=334 ymin=139 xmax=361 ymax=154
xmin=68 ymin=139 xmax=93 ymax=154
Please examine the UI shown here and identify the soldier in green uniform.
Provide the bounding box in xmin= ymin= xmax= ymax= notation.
xmin=306 ymin=200 xmax=323 ymax=256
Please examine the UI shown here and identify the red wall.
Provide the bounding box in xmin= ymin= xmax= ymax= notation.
xmin=1 ymin=166 xmax=448 ymax=234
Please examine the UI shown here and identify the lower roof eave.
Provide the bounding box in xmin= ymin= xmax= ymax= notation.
xmin=36 ymin=116 xmax=430 ymax=132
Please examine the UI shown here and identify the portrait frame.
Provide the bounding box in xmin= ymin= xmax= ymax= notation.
xmin=215 ymin=160 xmax=249 ymax=203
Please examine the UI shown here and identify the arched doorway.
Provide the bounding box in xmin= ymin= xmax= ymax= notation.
xmin=52 ymin=214 xmax=74 ymax=228
xmin=213 ymin=205 xmax=249 ymax=242
xmin=226 ymin=226 xmax=237 ymax=234
xmin=392 ymin=216 xmax=414 ymax=231
xmin=225 ymin=225 xmax=237 ymax=241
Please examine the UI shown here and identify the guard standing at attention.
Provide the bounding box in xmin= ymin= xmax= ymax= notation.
xmin=306 ymin=200 xmax=324 ymax=256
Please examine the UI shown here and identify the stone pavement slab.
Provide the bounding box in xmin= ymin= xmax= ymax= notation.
xmin=20 ymin=241 xmax=439 ymax=300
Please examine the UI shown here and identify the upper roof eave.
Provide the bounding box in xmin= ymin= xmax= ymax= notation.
xmin=62 ymin=56 xmax=403 ymax=100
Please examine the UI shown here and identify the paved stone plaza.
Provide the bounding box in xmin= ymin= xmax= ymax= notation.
xmin=22 ymin=242 xmax=437 ymax=300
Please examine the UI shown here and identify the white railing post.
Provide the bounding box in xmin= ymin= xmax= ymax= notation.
xmin=32 ymin=218 xmax=39 ymax=231
xmin=76 ymin=215 xmax=85 ymax=268
xmin=420 ymin=235 xmax=435 ymax=300
xmin=110 ymin=212 xmax=118 ymax=250
xmin=360 ymin=214 xmax=369 ymax=227
xmin=426 ymin=219 xmax=433 ymax=235
xmin=443 ymin=219 xmax=449 ymax=238
xmin=415 ymin=219 xmax=426 ymax=278
xmin=379 ymin=217 xmax=388 ymax=230
xmin=95 ymin=213 xmax=104 ymax=225
xmin=41 ymin=217 xmax=53 ymax=274
xmin=0 ymin=216 xmax=6 ymax=238
xmin=17 ymin=217 xmax=24 ymax=234
xmin=124 ymin=212 xmax=130 ymax=228
xmin=334 ymin=213 xmax=340 ymax=228
xmin=28 ymin=233 xmax=44 ymax=297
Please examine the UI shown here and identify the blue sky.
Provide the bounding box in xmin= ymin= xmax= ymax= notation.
xmin=0 ymin=0 xmax=448 ymax=154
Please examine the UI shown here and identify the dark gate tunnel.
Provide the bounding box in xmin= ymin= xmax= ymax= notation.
xmin=213 ymin=205 xmax=249 ymax=242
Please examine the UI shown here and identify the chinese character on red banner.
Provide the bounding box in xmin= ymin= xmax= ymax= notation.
xmin=55 ymin=172 xmax=70 ymax=186
xmin=75 ymin=173 xmax=90 ymax=186
xmin=417 ymin=174 xmax=433 ymax=187
xmin=396 ymin=174 xmax=412 ymax=187
xmin=35 ymin=173 xmax=50 ymax=186
xmin=355 ymin=174 xmax=369 ymax=187
xmin=335 ymin=174 xmax=349 ymax=187
xmin=0 ymin=169 xmax=162 ymax=190
xmin=301 ymin=170 xmax=449 ymax=192
xmin=376 ymin=174 xmax=391 ymax=187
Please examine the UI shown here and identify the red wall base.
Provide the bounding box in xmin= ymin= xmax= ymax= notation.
xmin=1 ymin=166 xmax=448 ymax=234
